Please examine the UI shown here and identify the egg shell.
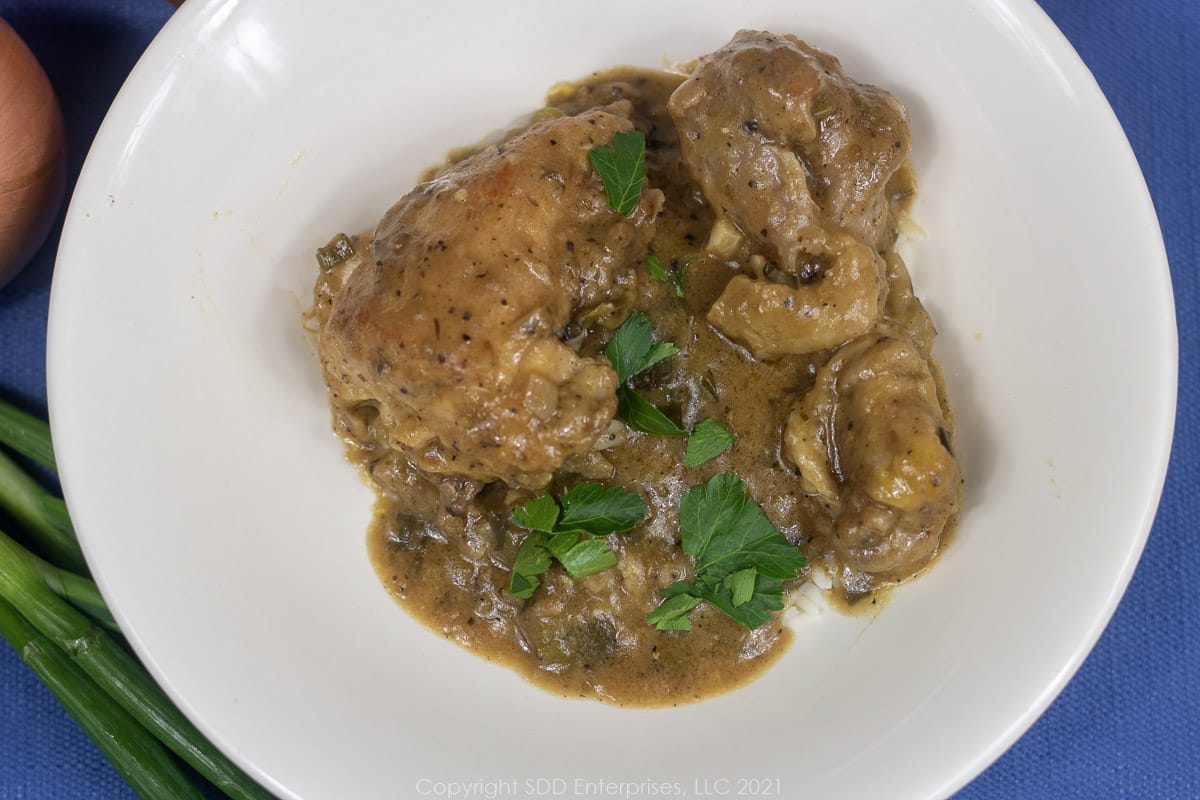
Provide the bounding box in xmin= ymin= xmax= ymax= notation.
xmin=0 ymin=18 xmax=67 ymax=289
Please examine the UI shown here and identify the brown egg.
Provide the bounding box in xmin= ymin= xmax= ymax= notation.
xmin=0 ymin=18 xmax=66 ymax=289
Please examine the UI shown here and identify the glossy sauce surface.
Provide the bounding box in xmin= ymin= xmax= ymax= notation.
xmin=318 ymin=66 xmax=944 ymax=706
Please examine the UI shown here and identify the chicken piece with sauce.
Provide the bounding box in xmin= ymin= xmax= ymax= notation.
xmin=706 ymin=227 xmax=888 ymax=360
xmin=669 ymin=30 xmax=911 ymax=358
xmin=317 ymin=102 xmax=663 ymax=488
xmin=784 ymin=327 xmax=959 ymax=580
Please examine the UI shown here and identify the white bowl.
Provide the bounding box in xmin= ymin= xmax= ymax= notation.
xmin=47 ymin=1 xmax=1175 ymax=798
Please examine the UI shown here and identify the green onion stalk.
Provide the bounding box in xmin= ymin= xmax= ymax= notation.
xmin=0 ymin=399 xmax=56 ymax=471
xmin=0 ymin=396 xmax=273 ymax=800
xmin=0 ymin=447 xmax=87 ymax=575
xmin=0 ymin=597 xmax=205 ymax=800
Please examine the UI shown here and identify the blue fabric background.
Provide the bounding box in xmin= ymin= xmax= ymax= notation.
xmin=0 ymin=1 xmax=1195 ymax=798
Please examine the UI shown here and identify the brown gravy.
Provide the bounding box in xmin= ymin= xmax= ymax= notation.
xmin=320 ymin=66 xmax=947 ymax=706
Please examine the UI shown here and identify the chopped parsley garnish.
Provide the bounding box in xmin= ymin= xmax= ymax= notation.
xmin=647 ymin=254 xmax=685 ymax=298
xmin=508 ymin=483 xmax=648 ymax=599
xmin=646 ymin=474 xmax=807 ymax=631
xmin=604 ymin=313 xmax=685 ymax=437
xmin=589 ymin=130 xmax=646 ymax=216
xmin=604 ymin=312 xmax=678 ymax=384
xmin=617 ymin=389 xmax=686 ymax=438
xmin=646 ymin=253 xmax=671 ymax=284
xmin=603 ymin=316 xmax=737 ymax=450
xmin=684 ymin=419 xmax=736 ymax=467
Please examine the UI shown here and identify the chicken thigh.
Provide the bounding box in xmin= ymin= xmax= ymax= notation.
xmin=669 ymin=30 xmax=910 ymax=358
xmin=784 ymin=327 xmax=959 ymax=579
xmin=318 ymin=103 xmax=662 ymax=488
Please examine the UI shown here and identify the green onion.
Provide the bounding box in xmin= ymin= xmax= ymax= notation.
xmin=0 ymin=396 xmax=56 ymax=471
xmin=21 ymin=542 xmax=118 ymax=632
xmin=1 ymin=370 xmax=266 ymax=798
xmin=0 ymin=597 xmax=205 ymax=800
xmin=0 ymin=528 xmax=273 ymax=800
xmin=0 ymin=448 xmax=87 ymax=575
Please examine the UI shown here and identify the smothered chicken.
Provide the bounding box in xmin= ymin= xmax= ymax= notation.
xmin=670 ymin=30 xmax=911 ymax=358
xmin=317 ymin=103 xmax=662 ymax=488
xmin=309 ymin=31 xmax=962 ymax=705
xmin=784 ymin=327 xmax=959 ymax=579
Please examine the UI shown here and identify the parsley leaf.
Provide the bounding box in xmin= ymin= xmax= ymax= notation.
xmin=646 ymin=474 xmax=807 ymax=631
xmin=644 ymin=588 xmax=702 ymax=631
xmin=555 ymin=537 xmax=618 ymax=578
xmin=604 ymin=313 xmax=678 ymax=384
xmin=723 ymin=567 xmax=757 ymax=607
xmin=603 ymin=313 xmax=685 ymax=436
xmin=671 ymin=271 xmax=686 ymax=299
xmin=684 ymin=418 xmax=736 ymax=467
xmin=617 ymin=388 xmax=686 ymax=438
xmin=511 ymin=494 xmax=559 ymax=533
xmin=589 ymin=130 xmax=646 ymax=216
xmin=508 ymin=483 xmax=648 ymax=599
xmin=647 ymin=253 xmax=686 ymax=299
xmin=558 ymin=482 xmax=650 ymax=536
xmin=647 ymin=253 xmax=671 ymax=283
xmin=510 ymin=533 xmax=553 ymax=599
xmin=604 ymin=318 xmax=736 ymax=448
